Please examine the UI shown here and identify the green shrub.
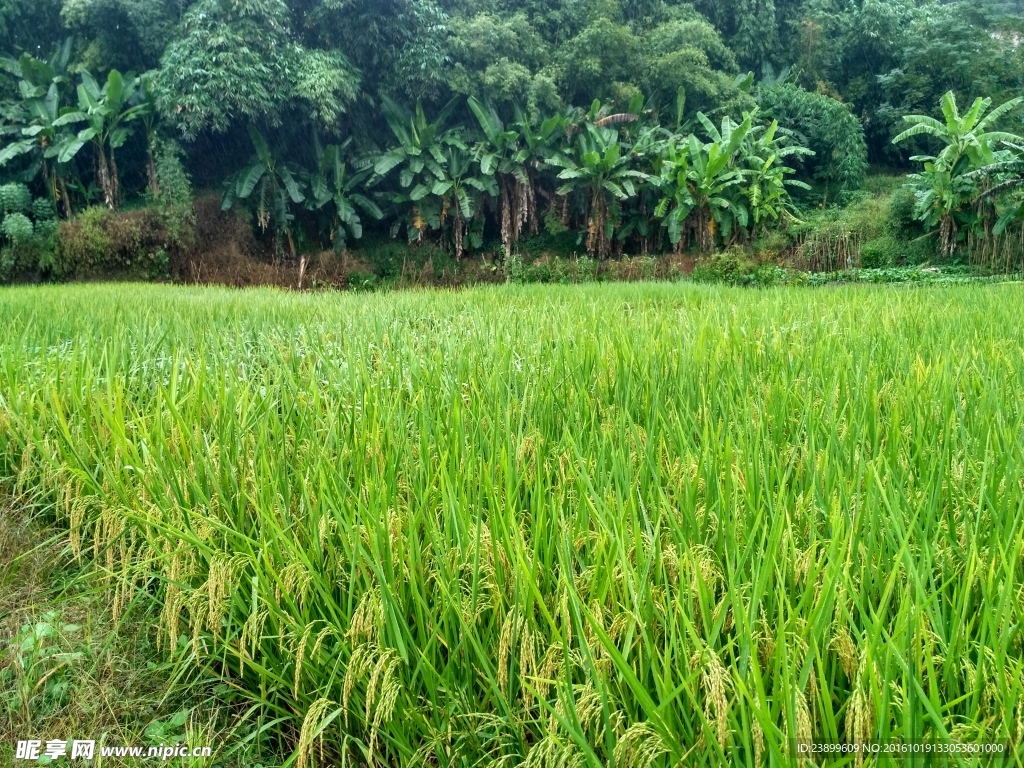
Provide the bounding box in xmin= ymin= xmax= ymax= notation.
xmin=151 ymin=138 xmax=196 ymax=249
xmin=751 ymin=230 xmax=794 ymax=260
xmin=55 ymin=207 xmax=172 ymax=280
xmin=885 ymin=187 xmax=922 ymax=240
xmin=861 ymin=173 xmax=906 ymax=197
xmin=515 ymin=229 xmax=580 ymax=259
xmin=0 ymin=184 xmax=59 ymax=282
xmin=748 ymin=262 xmax=790 ymax=287
xmin=690 ymin=247 xmax=756 ymax=284
xmin=791 ymin=185 xmax=938 ymax=271
xmin=55 ymin=208 xmax=117 ymax=278
xmin=1 ymin=213 xmax=34 ymax=243
xmin=358 ymin=239 xmax=453 ymax=279
xmin=757 ymin=83 xmax=868 ymax=193
xmin=0 ymin=183 xmax=31 ymax=214
xmin=505 ymin=254 xmax=599 ymax=284
xmin=860 ymin=235 xmax=899 ymax=268
xmin=603 ymin=255 xmax=657 ymax=282
xmin=345 ymin=270 xmax=378 ymax=291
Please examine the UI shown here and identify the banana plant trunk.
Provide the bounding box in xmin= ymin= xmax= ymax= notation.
xmin=500 ymin=180 xmax=511 ymax=254
xmin=59 ymin=178 xmax=73 ymax=218
xmin=498 ymin=174 xmax=538 ymax=257
xmin=288 ymin=231 xmax=297 ymax=261
xmin=940 ymin=213 xmax=956 ymax=257
xmin=146 ymin=147 xmax=159 ymax=198
xmin=694 ymin=205 xmax=713 ymax=253
xmin=44 ymin=163 xmax=70 ymax=219
xmin=110 ymin=148 xmax=121 ymax=209
xmin=96 ymin=144 xmax=117 ymax=210
xmin=454 ymin=212 xmax=464 ymax=261
xmin=586 ymin=192 xmax=611 ymax=259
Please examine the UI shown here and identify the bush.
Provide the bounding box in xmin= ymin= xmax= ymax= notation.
xmin=55 ymin=208 xmax=118 ymax=278
xmin=0 ymin=183 xmax=31 ymax=214
xmin=603 ymin=256 xmax=657 ymax=282
xmin=756 ymin=83 xmax=868 ymax=193
xmin=516 ymin=228 xmax=580 ymax=259
xmin=885 ymin=187 xmax=925 ymax=240
xmin=751 ymin=230 xmax=795 ymax=260
xmin=345 ymin=270 xmax=378 ymax=291
xmin=691 ymin=247 xmax=757 ymax=284
xmin=505 ymin=254 xmax=598 ymax=284
xmin=0 ymin=183 xmax=58 ymax=282
xmin=55 ymin=207 xmax=173 ymax=280
xmin=790 ymin=182 xmax=939 ymax=271
xmin=860 ymin=235 xmax=899 ymax=268
xmin=151 ymin=138 xmax=196 ymax=249
xmin=358 ymin=239 xmax=454 ymax=279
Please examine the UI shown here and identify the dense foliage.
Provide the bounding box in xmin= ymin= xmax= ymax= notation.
xmin=1 ymin=0 xmax=1023 ymax=275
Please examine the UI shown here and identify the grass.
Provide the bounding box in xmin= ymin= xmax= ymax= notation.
xmin=0 ymin=281 xmax=1022 ymax=766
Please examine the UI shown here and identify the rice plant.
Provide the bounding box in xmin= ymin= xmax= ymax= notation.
xmin=1 ymin=282 xmax=1023 ymax=767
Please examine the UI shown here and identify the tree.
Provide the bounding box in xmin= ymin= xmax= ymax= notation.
xmin=738 ymin=114 xmax=811 ymax=234
xmin=547 ymin=118 xmax=650 ymax=258
xmin=468 ymin=96 xmax=566 ymax=255
xmin=307 ymin=142 xmax=383 ymax=258
xmin=222 ymin=124 xmax=306 ymax=260
xmin=374 ymin=96 xmax=497 ymax=259
xmin=132 ymin=73 xmax=160 ymax=197
xmin=894 ymin=92 xmax=1024 ymax=174
xmin=424 ymin=143 xmax=497 ymax=260
xmin=303 ymin=0 xmax=448 ymax=103
xmin=154 ymin=0 xmax=359 ymax=139
xmin=894 ymin=91 xmax=1023 ymax=255
xmin=446 ymin=13 xmax=556 ymax=114
xmin=70 ymin=69 xmax=148 ymax=209
xmin=0 ymin=44 xmax=86 ymax=217
xmin=654 ymin=112 xmax=752 ymax=252
xmin=756 ymin=81 xmax=867 ymax=196
xmin=640 ymin=18 xmax=752 ymax=123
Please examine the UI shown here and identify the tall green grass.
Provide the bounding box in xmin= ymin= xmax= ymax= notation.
xmin=1 ymin=282 xmax=1023 ymax=766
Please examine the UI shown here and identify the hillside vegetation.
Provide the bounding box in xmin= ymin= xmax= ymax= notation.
xmin=2 ymin=0 xmax=1024 ymax=285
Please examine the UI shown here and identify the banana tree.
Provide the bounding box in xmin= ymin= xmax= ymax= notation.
xmin=970 ymin=142 xmax=1024 ymax=236
xmin=654 ymin=112 xmax=752 ymax=252
xmin=392 ymin=143 xmax=497 ymax=260
xmin=433 ymin=144 xmax=497 ymax=260
xmin=307 ymin=142 xmax=383 ymax=259
xmin=893 ymin=91 xmax=1024 ymax=255
xmin=131 ymin=73 xmax=161 ymax=197
xmin=0 ymin=47 xmax=84 ymax=217
xmin=222 ymin=124 xmax=306 ymax=261
xmin=546 ymin=122 xmax=650 ymax=258
xmin=68 ymin=70 xmax=147 ymax=209
xmin=903 ymin=163 xmax=978 ymax=256
xmin=374 ymin=96 xmax=497 ymax=258
xmin=373 ymin=95 xmax=462 ymax=184
xmin=738 ymin=116 xmax=812 ymax=235
xmin=618 ymin=124 xmax=674 ymax=254
xmin=373 ymin=96 xmax=465 ymax=242
xmin=468 ymin=97 xmax=567 ymax=255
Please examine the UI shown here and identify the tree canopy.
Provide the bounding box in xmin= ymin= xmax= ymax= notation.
xmin=2 ymin=0 xmax=1024 ymax=272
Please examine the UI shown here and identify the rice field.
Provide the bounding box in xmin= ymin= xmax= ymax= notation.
xmin=2 ymin=281 xmax=1024 ymax=767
